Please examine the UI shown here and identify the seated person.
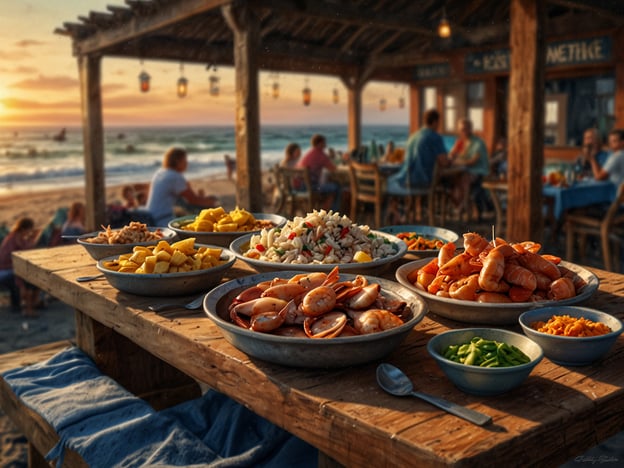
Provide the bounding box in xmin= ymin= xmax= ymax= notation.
xmin=296 ymin=134 xmax=341 ymax=211
xmin=280 ymin=143 xmax=302 ymax=168
xmin=489 ymin=137 xmax=507 ymax=179
xmin=448 ymin=118 xmax=492 ymax=218
xmin=146 ymin=147 xmax=220 ymax=226
xmin=590 ymin=128 xmax=624 ymax=188
xmin=61 ymin=201 xmax=87 ymax=241
xmin=0 ymin=217 xmax=40 ymax=317
xmin=576 ymin=128 xmax=609 ymax=179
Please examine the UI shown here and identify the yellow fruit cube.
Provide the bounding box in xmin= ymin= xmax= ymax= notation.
xmin=170 ymin=250 xmax=188 ymax=266
xmin=154 ymin=261 xmax=170 ymax=274
xmin=171 ymin=237 xmax=196 ymax=254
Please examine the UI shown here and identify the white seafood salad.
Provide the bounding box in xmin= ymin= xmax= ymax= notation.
xmin=243 ymin=210 xmax=397 ymax=264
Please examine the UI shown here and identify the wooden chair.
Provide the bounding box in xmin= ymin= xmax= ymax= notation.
xmin=348 ymin=161 xmax=386 ymax=228
xmin=565 ymin=182 xmax=624 ymax=272
xmin=273 ymin=165 xmax=317 ymax=217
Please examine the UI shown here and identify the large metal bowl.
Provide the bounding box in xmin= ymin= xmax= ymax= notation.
xmin=203 ymin=271 xmax=427 ymax=368
xmin=96 ymin=244 xmax=235 ymax=296
xmin=395 ymin=259 xmax=599 ymax=325
xmin=168 ymin=213 xmax=287 ymax=247
xmin=77 ymin=227 xmax=177 ymax=261
xmin=229 ymin=230 xmax=407 ymax=275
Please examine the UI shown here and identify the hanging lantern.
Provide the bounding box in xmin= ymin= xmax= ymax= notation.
xmin=209 ymin=71 xmax=220 ymax=97
xmin=272 ymin=81 xmax=280 ymax=99
xmin=398 ymin=96 xmax=405 ymax=109
xmin=379 ymin=98 xmax=387 ymax=112
xmin=332 ymin=88 xmax=339 ymax=104
xmin=302 ymin=86 xmax=311 ymax=106
xmin=139 ymin=70 xmax=151 ymax=93
xmin=177 ymin=63 xmax=188 ymax=98
xmin=438 ymin=8 xmax=451 ymax=38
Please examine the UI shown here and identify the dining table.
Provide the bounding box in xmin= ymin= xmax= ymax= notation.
xmin=10 ymin=244 xmax=624 ymax=467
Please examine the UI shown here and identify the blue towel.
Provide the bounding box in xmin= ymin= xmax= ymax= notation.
xmin=2 ymin=346 xmax=317 ymax=467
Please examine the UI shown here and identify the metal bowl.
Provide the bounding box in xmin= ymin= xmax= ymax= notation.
xmin=168 ymin=213 xmax=287 ymax=247
xmin=77 ymin=227 xmax=177 ymax=261
xmin=95 ymin=244 xmax=235 ymax=296
xmin=395 ymin=259 xmax=599 ymax=325
xmin=427 ymin=328 xmax=543 ymax=396
xmin=518 ymin=306 xmax=623 ymax=366
xmin=378 ymin=224 xmax=460 ymax=257
xmin=203 ymin=271 xmax=427 ymax=368
xmin=229 ymin=230 xmax=407 ymax=275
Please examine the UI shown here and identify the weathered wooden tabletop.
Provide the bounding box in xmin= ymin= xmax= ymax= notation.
xmin=13 ymin=245 xmax=624 ymax=467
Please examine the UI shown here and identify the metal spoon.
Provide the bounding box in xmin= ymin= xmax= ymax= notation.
xmin=76 ymin=274 xmax=105 ymax=282
xmin=148 ymin=294 xmax=205 ymax=312
xmin=376 ymin=363 xmax=492 ymax=426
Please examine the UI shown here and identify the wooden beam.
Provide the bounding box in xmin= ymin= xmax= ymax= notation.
xmin=547 ymin=0 xmax=624 ymax=23
xmin=77 ymin=55 xmax=106 ymax=231
xmin=222 ymin=3 xmax=262 ymax=212
xmin=507 ymin=0 xmax=546 ymax=242
xmin=251 ymin=0 xmax=438 ymax=37
xmin=74 ymin=0 xmax=231 ymax=55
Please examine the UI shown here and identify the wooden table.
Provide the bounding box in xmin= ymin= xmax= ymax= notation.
xmin=12 ymin=245 xmax=624 ymax=467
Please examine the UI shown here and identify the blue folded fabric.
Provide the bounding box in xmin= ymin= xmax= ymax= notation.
xmin=2 ymin=346 xmax=317 ymax=467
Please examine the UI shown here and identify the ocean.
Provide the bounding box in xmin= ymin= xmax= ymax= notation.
xmin=0 ymin=125 xmax=454 ymax=196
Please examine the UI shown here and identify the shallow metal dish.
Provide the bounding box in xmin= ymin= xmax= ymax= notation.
xmin=95 ymin=244 xmax=235 ymax=296
xmin=168 ymin=213 xmax=287 ymax=247
xmin=395 ymin=259 xmax=599 ymax=325
xmin=229 ymin=230 xmax=407 ymax=275
xmin=77 ymin=227 xmax=177 ymax=261
xmin=378 ymin=225 xmax=460 ymax=257
xmin=203 ymin=271 xmax=427 ymax=368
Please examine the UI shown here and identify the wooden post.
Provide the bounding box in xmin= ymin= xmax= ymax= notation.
xmin=222 ymin=4 xmax=262 ymax=212
xmin=507 ymin=0 xmax=545 ymax=242
xmin=78 ymin=54 xmax=106 ymax=230
xmin=614 ymin=30 xmax=624 ymax=129
xmin=346 ymin=83 xmax=362 ymax=153
xmin=408 ymin=83 xmax=420 ymax=134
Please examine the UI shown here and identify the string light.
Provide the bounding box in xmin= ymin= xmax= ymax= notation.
xmin=332 ymin=87 xmax=339 ymax=104
xmin=177 ymin=63 xmax=188 ymax=98
xmin=379 ymin=98 xmax=387 ymax=112
xmin=438 ymin=8 xmax=451 ymax=38
xmin=138 ymin=60 xmax=150 ymax=93
xmin=209 ymin=66 xmax=220 ymax=97
xmin=302 ymin=77 xmax=311 ymax=106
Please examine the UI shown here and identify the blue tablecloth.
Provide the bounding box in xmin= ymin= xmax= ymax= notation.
xmin=543 ymin=180 xmax=616 ymax=220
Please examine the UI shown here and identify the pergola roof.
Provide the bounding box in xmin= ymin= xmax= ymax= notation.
xmin=56 ymin=0 xmax=624 ymax=81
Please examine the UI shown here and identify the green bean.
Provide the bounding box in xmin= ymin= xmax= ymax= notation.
xmin=441 ymin=336 xmax=531 ymax=368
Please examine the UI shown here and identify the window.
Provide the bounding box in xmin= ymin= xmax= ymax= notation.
xmin=422 ymin=87 xmax=437 ymax=113
xmin=467 ymin=82 xmax=484 ymax=132
xmin=444 ymin=95 xmax=457 ymax=133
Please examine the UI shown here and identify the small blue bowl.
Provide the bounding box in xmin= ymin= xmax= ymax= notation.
xmin=427 ymin=328 xmax=543 ymax=396
xmin=519 ymin=306 xmax=623 ymax=366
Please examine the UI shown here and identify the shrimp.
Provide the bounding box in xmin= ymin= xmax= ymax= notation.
xmin=347 ymin=309 xmax=404 ymax=334
xmin=250 ymin=300 xmax=291 ymax=332
xmin=503 ymin=263 xmax=537 ymax=291
xmin=437 ymin=241 xmax=456 ymax=267
xmin=518 ymin=252 xmax=561 ymax=281
xmin=476 ymin=292 xmax=513 ymax=303
xmin=261 ymin=283 xmax=306 ymax=301
xmin=478 ymin=248 xmax=505 ymax=292
xmin=548 ymin=277 xmax=576 ymax=300
xmin=463 ymin=232 xmax=490 ymax=256
xmin=449 ymin=274 xmax=480 ymax=301
xmin=344 ymin=283 xmax=380 ymax=310
xmin=508 ymin=285 xmax=533 ymax=302
xmin=233 ymin=286 xmax=264 ymax=304
xmin=303 ymin=311 xmax=347 ymax=338
xmin=289 ymin=266 xmax=338 ymax=290
xmin=533 ymin=271 xmax=553 ymax=291
xmin=300 ymin=285 xmax=337 ymax=316
xmin=438 ymin=252 xmax=481 ymax=278
xmin=427 ymin=274 xmax=449 ymax=295
xmin=410 ymin=258 xmax=438 ymax=290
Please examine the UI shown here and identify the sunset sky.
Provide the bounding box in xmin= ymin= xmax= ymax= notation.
xmin=0 ymin=1 xmax=409 ymax=129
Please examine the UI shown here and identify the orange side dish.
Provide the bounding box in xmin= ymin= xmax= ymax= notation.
xmin=531 ymin=314 xmax=612 ymax=337
xmin=396 ymin=233 xmax=445 ymax=251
